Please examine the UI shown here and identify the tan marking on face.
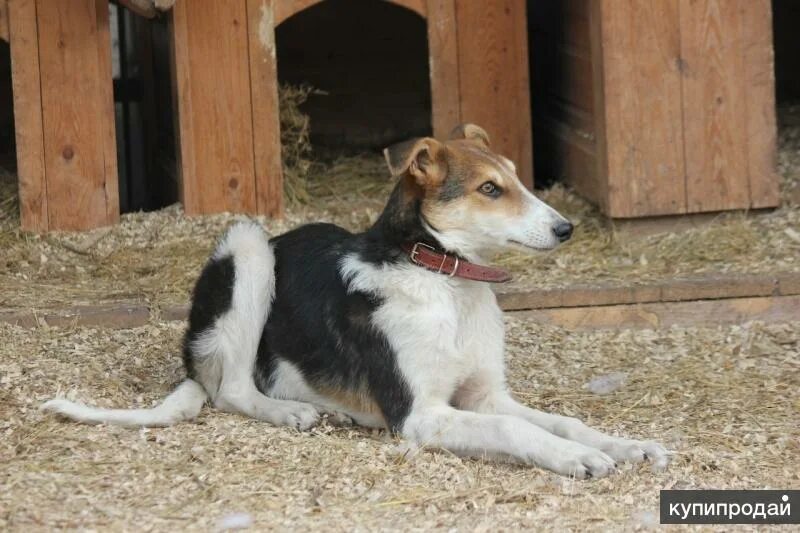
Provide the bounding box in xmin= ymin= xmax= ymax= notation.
xmin=419 ymin=140 xmax=527 ymax=231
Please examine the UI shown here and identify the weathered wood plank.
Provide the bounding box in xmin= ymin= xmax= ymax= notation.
xmin=36 ymin=0 xmax=119 ymax=230
xmin=274 ymin=0 xmax=426 ymax=25
xmin=247 ymin=0 xmax=284 ymax=217
xmin=599 ymin=0 xmax=686 ymax=218
xmin=0 ymin=0 xmax=9 ymax=42
xmin=171 ymin=0 xmax=258 ymax=215
xmin=95 ymin=0 xmax=120 ymax=225
xmin=515 ymin=295 xmax=800 ymax=330
xmin=426 ymin=0 xmax=460 ymax=139
xmin=680 ymin=0 xmax=750 ymax=213
xmin=456 ymin=0 xmax=533 ymax=187
xmin=741 ymin=0 xmax=780 ymax=209
xmin=8 ymin=0 xmax=47 ymax=231
xmin=496 ymin=272 xmax=800 ymax=311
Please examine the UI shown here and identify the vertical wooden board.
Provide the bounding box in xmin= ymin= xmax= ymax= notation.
xmin=247 ymin=0 xmax=283 ymax=217
xmin=426 ymin=0 xmax=460 ymax=140
xmin=741 ymin=0 xmax=780 ymax=209
xmin=456 ymin=0 xmax=533 ymax=188
xmin=7 ymin=0 xmax=47 ymax=231
xmin=588 ymin=0 xmax=609 ymax=213
xmin=171 ymin=0 xmax=257 ymax=216
xmin=600 ymin=0 xmax=686 ymax=218
xmin=1 ymin=0 xmax=9 ymax=42
xmin=36 ymin=0 xmax=118 ymax=230
xmin=95 ymin=0 xmax=119 ymax=224
xmin=680 ymin=0 xmax=750 ymax=213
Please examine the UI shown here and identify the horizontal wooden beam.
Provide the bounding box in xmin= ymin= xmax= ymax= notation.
xmin=515 ymin=295 xmax=800 ymax=331
xmin=2 ymin=273 xmax=798 ymax=330
xmin=496 ymin=272 xmax=800 ymax=311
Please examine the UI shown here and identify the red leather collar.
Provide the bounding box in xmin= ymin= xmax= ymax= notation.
xmin=401 ymin=242 xmax=512 ymax=283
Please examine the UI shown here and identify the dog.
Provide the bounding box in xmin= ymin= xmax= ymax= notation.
xmin=42 ymin=124 xmax=669 ymax=478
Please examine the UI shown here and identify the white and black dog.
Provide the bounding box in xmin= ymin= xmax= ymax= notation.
xmin=43 ymin=124 xmax=669 ymax=478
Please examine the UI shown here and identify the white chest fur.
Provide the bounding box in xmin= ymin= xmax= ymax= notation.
xmin=340 ymin=255 xmax=507 ymax=407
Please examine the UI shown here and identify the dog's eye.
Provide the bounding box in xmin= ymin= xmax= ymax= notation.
xmin=478 ymin=181 xmax=501 ymax=197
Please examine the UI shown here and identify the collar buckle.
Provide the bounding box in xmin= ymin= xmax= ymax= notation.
xmin=409 ymin=242 xmax=435 ymax=266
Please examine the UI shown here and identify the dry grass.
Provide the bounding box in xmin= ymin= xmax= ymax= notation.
xmin=279 ymin=83 xmax=316 ymax=205
xmin=1 ymin=317 xmax=797 ymax=531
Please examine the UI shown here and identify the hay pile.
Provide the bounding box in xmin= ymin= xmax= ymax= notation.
xmin=1 ymin=317 xmax=797 ymax=530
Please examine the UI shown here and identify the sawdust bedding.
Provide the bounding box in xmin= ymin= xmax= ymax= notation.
xmin=1 ymin=317 xmax=798 ymax=531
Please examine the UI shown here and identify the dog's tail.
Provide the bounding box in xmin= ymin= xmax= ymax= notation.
xmin=40 ymin=379 xmax=207 ymax=427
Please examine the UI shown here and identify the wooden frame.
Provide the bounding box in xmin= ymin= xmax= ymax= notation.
xmin=8 ymin=0 xmax=119 ymax=231
xmin=170 ymin=0 xmax=533 ymax=217
xmin=530 ymin=0 xmax=780 ymax=218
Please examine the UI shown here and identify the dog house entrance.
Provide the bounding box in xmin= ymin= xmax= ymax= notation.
xmin=276 ymin=0 xmax=432 ymax=155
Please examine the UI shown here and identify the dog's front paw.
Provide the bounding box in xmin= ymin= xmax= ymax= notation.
xmin=599 ymin=438 xmax=670 ymax=470
xmin=538 ymin=442 xmax=617 ymax=479
xmin=279 ymin=403 xmax=320 ymax=431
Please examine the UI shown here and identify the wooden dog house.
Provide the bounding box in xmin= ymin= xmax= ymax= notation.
xmin=2 ymin=0 xmax=783 ymax=231
xmin=529 ymin=0 xmax=780 ymax=218
xmin=5 ymin=0 xmax=531 ymax=230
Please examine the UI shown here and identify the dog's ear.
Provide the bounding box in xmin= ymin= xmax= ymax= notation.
xmin=383 ymin=137 xmax=446 ymax=187
xmin=448 ymin=123 xmax=490 ymax=148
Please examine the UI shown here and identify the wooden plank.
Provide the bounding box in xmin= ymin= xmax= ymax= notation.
xmin=680 ymin=0 xmax=750 ymax=213
xmin=0 ymin=304 xmax=150 ymax=329
xmin=426 ymin=0 xmax=460 ymax=139
xmin=247 ymin=0 xmax=283 ymax=217
xmin=514 ymin=295 xmax=800 ymax=330
xmin=7 ymin=0 xmax=47 ymax=231
xmin=35 ymin=0 xmax=119 ymax=230
xmin=0 ymin=0 xmax=9 ymax=42
xmin=598 ymin=0 xmax=686 ymax=218
xmin=741 ymin=0 xmax=780 ymax=209
xmin=171 ymin=0 xmax=258 ymax=215
xmin=275 ymin=0 xmax=426 ymax=25
xmin=6 ymin=293 xmax=797 ymax=330
xmin=274 ymin=0 xmax=320 ymax=25
xmin=95 ymin=0 xmax=120 ymax=225
xmin=456 ymin=0 xmax=533 ymax=187
xmin=496 ymin=272 xmax=800 ymax=311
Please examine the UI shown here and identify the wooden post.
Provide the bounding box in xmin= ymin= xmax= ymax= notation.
xmin=455 ymin=0 xmax=533 ymax=188
xmin=426 ymin=0 xmax=460 ymax=141
xmin=0 ymin=1 xmax=9 ymax=42
xmin=171 ymin=0 xmax=284 ymax=217
xmin=247 ymin=0 xmax=284 ymax=218
xmin=8 ymin=0 xmax=119 ymax=231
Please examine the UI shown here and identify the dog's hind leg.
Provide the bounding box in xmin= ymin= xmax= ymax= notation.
xmin=188 ymin=222 xmax=320 ymax=430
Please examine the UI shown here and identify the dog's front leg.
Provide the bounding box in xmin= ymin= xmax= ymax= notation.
xmin=475 ymin=392 xmax=670 ymax=469
xmin=400 ymin=405 xmax=616 ymax=479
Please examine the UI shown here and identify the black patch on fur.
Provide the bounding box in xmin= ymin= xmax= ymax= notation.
xmin=437 ymin=175 xmax=464 ymax=202
xmin=182 ymin=255 xmax=235 ymax=379
xmin=255 ymin=222 xmax=414 ymax=432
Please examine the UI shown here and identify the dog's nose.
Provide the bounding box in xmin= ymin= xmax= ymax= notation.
xmin=552 ymin=221 xmax=574 ymax=242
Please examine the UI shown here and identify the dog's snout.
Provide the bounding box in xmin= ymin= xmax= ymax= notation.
xmin=552 ymin=221 xmax=574 ymax=242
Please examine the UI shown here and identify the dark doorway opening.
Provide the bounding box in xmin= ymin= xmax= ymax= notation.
xmin=276 ymin=0 xmax=432 ymax=156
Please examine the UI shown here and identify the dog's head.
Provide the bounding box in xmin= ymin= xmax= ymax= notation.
xmin=383 ymin=124 xmax=572 ymax=259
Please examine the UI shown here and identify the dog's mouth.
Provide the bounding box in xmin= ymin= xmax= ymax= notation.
xmin=508 ymin=239 xmax=557 ymax=252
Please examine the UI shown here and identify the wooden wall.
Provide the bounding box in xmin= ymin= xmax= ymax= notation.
xmin=530 ymin=0 xmax=780 ymax=218
xmin=8 ymin=0 xmax=119 ymax=231
xmin=172 ymin=0 xmax=533 ymax=219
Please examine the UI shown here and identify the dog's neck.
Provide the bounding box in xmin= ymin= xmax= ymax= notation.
xmin=366 ymin=176 xmax=445 ymax=252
